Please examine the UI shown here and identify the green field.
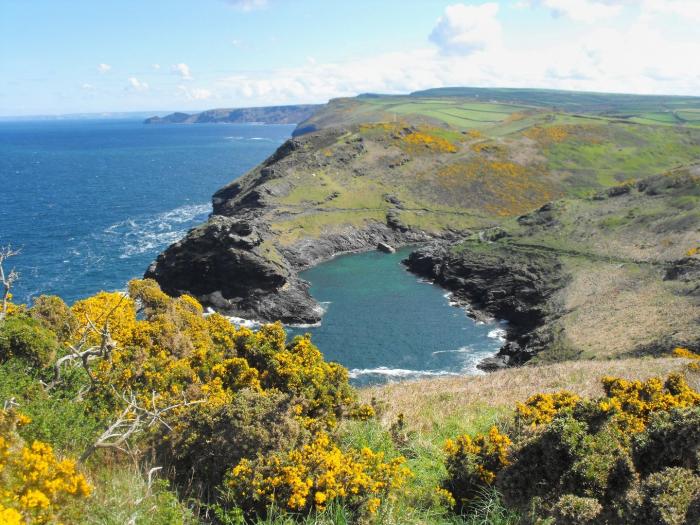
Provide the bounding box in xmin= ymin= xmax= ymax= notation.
xmin=299 ymin=88 xmax=700 ymax=136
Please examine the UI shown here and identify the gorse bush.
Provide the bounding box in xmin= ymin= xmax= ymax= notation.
xmin=0 ymin=315 xmax=60 ymax=368
xmin=443 ymin=372 xmax=700 ymax=524
xmin=0 ymin=278 xmax=386 ymax=522
xmin=156 ymin=388 xmax=309 ymax=503
xmin=224 ymin=432 xmax=412 ymax=519
xmin=0 ymin=408 xmax=91 ymax=524
xmin=515 ymin=390 xmax=580 ymax=427
xmin=443 ymin=427 xmax=511 ymax=507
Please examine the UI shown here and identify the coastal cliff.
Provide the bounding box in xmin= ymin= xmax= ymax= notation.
xmin=407 ymin=172 xmax=700 ymax=366
xmin=147 ymin=90 xmax=700 ymax=364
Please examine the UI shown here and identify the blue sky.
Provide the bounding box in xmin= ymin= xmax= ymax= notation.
xmin=1 ymin=0 xmax=699 ymax=116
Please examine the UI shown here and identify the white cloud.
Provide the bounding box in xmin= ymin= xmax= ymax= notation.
xmin=642 ymin=0 xmax=700 ymax=22
xmin=152 ymin=63 xmax=161 ymax=70
xmin=127 ymin=77 xmax=149 ymax=91
xmin=429 ymin=3 xmax=502 ymax=55
xmin=81 ymin=83 xmax=94 ymax=90
xmin=530 ymin=0 xmax=626 ymax=22
xmin=172 ymin=63 xmax=193 ymax=80
xmin=208 ymin=7 xmax=700 ymax=106
xmin=179 ymin=86 xmax=212 ymax=100
xmin=223 ymin=0 xmax=267 ymax=11
xmin=97 ymin=63 xmax=111 ymax=73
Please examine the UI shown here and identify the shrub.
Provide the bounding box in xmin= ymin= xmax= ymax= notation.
xmin=550 ymin=494 xmax=602 ymax=525
xmin=443 ymin=426 xmax=511 ymax=508
xmin=0 ymin=315 xmax=60 ymax=368
xmin=0 ymin=409 xmax=91 ymax=524
xmin=515 ymin=390 xmax=580 ymax=427
xmin=28 ymin=295 xmax=77 ymax=342
xmin=155 ymin=388 xmax=308 ymax=502
xmin=630 ymin=467 xmax=700 ymax=525
xmin=444 ymin=373 xmax=700 ymax=522
xmin=497 ymin=413 xmax=615 ymax=510
xmin=223 ymin=432 xmax=412 ymax=518
xmin=632 ymin=406 xmax=700 ymax=476
xmin=598 ymin=374 xmax=700 ymax=433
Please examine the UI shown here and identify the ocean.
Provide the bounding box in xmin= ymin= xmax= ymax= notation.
xmin=0 ymin=119 xmax=503 ymax=384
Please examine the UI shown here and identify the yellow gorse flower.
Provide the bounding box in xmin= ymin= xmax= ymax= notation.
xmin=227 ymin=432 xmax=411 ymax=516
xmin=0 ymin=409 xmax=91 ymax=524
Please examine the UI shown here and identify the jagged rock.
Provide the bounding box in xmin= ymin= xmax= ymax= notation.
xmin=404 ymin=242 xmax=568 ymax=366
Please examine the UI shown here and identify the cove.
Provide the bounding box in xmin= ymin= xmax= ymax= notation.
xmin=287 ymin=247 xmax=506 ymax=386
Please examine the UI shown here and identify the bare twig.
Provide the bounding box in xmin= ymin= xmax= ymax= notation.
xmin=80 ymin=389 xmax=204 ymax=463
xmin=0 ymin=245 xmax=21 ymax=320
xmin=3 ymin=398 xmax=19 ymax=411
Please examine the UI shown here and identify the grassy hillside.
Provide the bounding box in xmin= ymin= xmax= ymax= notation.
xmin=266 ymin=110 xmax=700 ymax=248
xmin=411 ymin=169 xmax=700 ymax=365
xmin=298 ymin=88 xmax=700 ymax=134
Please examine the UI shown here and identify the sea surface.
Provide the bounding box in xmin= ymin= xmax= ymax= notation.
xmin=0 ymin=119 xmax=293 ymax=304
xmin=0 ymin=119 xmax=503 ymax=384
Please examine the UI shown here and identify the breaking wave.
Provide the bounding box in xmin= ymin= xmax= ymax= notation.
xmin=104 ymin=202 xmax=211 ymax=258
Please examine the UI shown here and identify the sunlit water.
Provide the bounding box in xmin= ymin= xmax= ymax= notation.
xmin=0 ymin=119 xmax=292 ymax=303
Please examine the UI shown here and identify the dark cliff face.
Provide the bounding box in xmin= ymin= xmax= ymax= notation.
xmin=405 ymin=243 xmax=568 ymax=369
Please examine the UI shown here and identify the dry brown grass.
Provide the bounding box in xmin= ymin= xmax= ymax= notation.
xmin=359 ymin=357 xmax=694 ymax=434
xmin=557 ymin=263 xmax=699 ymax=358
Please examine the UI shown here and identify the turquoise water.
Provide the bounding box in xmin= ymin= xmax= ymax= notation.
xmin=288 ymin=248 xmax=505 ymax=385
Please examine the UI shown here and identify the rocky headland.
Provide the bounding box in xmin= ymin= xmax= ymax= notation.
xmin=144 ymin=104 xmax=320 ymax=125
xmin=147 ymin=90 xmax=700 ymax=366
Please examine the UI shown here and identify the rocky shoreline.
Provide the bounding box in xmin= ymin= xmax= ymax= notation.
xmin=403 ymin=241 xmax=569 ymax=370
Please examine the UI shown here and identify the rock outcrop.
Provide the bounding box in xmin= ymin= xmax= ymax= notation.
xmin=146 ymin=128 xmax=437 ymax=323
xmin=404 ymin=242 xmax=568 ymax=369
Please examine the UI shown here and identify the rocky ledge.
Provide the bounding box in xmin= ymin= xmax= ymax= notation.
xmin=404 ymin=241 xmax=569 ymax=370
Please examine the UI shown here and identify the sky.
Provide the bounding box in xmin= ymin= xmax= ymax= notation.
xmin=1 ymin=0 xmax=699 ymax=116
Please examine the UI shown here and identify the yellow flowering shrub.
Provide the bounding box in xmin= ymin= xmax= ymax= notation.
xmin=515 ymin=390 xmax=580 ymax=427
xmin=524 ymin=125 xmax=570 ymax=144
xmin=262 ymin=334 xmax=355 ymax=426
xmin=66 ymin=281 xmax=263 ymax=415
xmin=226 ymin=432 xmax=411 ymax=517
xmin=401 ymin=129 xmax=457 ymax=153
xmin=673 ymin=346 xmax=700 ymax=372
xmin=686 ymin=246 xmax=699 ymax=257
xmin=0 ymin=409 xmax=91 ymax=524
xmin=443 ymin=426 xmax=511 ymax=507
xmin=598 ymin=373 xmax=700 ymax=433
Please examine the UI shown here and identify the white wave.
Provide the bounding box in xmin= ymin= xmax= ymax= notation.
xmin=288 ymin=321 xmax=322 ymax=329
xmin=348 ymin=367 xmax=462 ymax=380
xmin=431 ymin=346 xmax=474 ymax=356
xmin=488 ymin=328 xmax=507 ymax=342
xmin=250 ymin=137 xmax=272 ymax=141
xmin=226 ymin=316 xmax=262 ymax=330
xmin=104 ymin=202 xmax=211 ymax=258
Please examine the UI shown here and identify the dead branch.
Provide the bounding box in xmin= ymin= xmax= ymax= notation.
xmin=49 ymin=295 xmax=126 ymax=389
xmin=80 ymin=389 xmax=204 ymax=463
xmin=0 ymin=245 xmax=21 ymax=320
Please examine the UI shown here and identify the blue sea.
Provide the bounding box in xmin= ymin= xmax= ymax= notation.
xmin=0 ymin=119 xmax=503 ymax=384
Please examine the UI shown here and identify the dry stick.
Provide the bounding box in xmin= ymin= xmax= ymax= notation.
xmin=79 ymin=389 xmax=204 ymax=463
xmin=0 ymin=245 xmax=20 ymax=320
xmin=50 ymin=295 xmax=127 ymax=388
